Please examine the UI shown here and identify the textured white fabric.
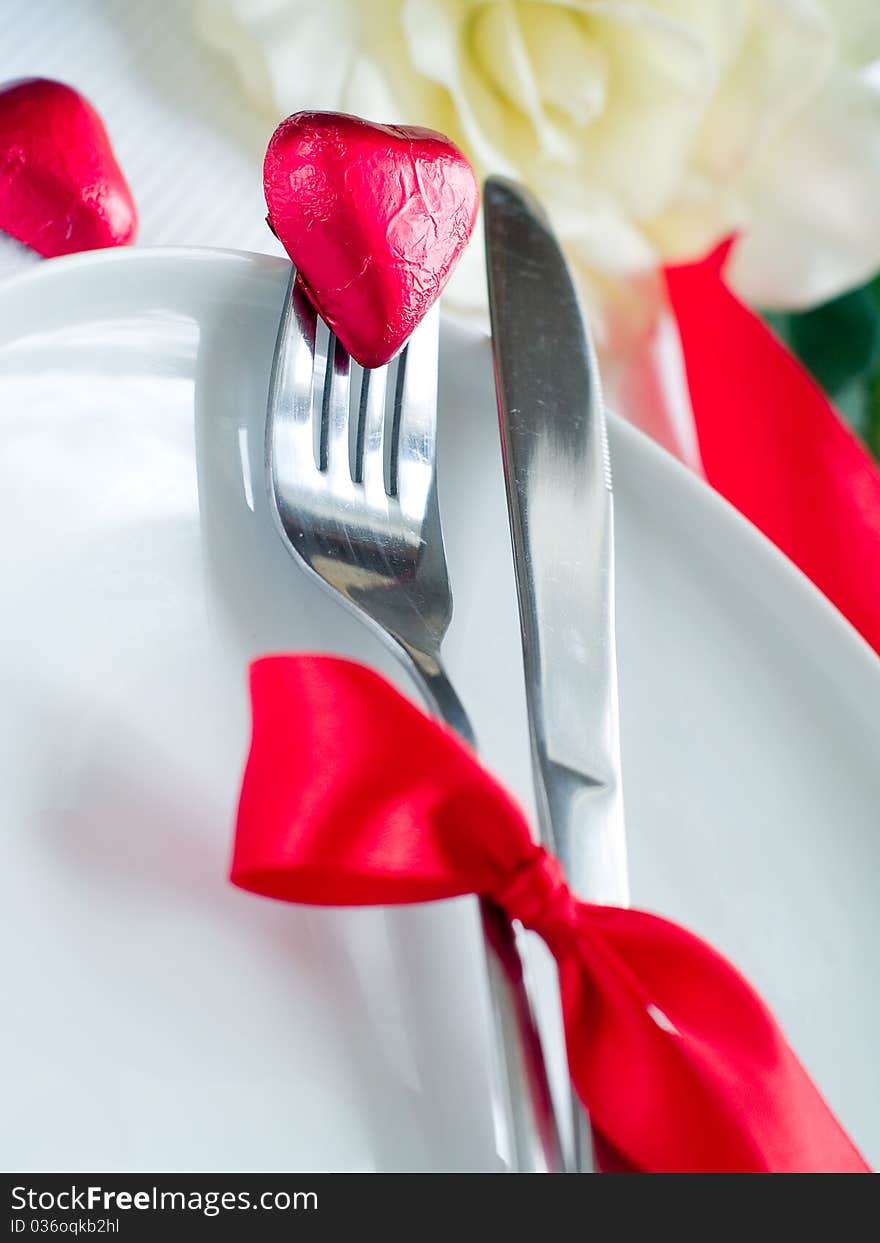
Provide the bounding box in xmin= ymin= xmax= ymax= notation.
xmin=0 ymin=0 xmax=284 ymax=281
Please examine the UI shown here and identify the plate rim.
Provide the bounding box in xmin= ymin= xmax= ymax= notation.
xmin=2 ymin=243 xmax=879 ymax=1168
xmin=0 ymin=242 xmax=876 ymax=699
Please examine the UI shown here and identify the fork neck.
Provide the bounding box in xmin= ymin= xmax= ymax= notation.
xmin=400 ymin=642 xmax=477 ymax=751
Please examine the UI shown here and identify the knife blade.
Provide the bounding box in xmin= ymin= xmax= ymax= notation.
xmin=485 ymin=177 xmax=629 ymax=1169
xmin=485 ymin=175 xmax=629 ymax=909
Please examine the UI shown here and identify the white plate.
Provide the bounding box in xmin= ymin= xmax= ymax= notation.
xmin=1 ymin=249 xmax=878 ymax=1172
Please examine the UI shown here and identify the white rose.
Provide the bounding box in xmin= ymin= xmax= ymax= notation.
xmin=195 ymin=0 xmax=880 ymax=352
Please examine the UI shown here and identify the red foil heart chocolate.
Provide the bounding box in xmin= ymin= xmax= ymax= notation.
xmin=263 ymin=112 xmax=478 ymax=368
xmin=0 ymin=78 xmax=137 ymax=258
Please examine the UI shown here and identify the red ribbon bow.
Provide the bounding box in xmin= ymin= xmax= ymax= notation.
xmin=232 ymin=654 xmax=869 ymax=1173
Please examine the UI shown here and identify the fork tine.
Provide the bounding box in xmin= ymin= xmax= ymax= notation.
xmin=269 ymin=273 xmax=319 ymax=493
xmin=324 ymin=334 xmax=352 ymax=485
xmin=385 ymin=353 xmax=408 ymax=498
xmin=395 ymin=306 xmax=440 ymax=517
xmin=312 ymin=317 xmax=333 ymax=471
xmin=360 ymin=362 xmax=389 ymax=506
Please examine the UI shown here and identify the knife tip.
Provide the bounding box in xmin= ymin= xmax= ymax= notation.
xmin=483 ymin=176 xmax=550 ymax=228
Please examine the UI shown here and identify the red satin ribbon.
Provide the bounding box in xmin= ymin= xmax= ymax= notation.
xmin=232 ymin=654 xmax=869 ymax=1173
xmin=665 ymin=241 xmax=880 ymax=656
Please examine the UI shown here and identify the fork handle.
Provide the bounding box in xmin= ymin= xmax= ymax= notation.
xmin=405 ymin=646 xmax=565 ymax=1173
xmin=409 ymin=649 xmax=477 ymax=750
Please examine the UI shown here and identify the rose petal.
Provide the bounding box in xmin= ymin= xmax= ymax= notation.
xmin=517 ymin=4 xmax=607 ymax=130
xmin=196 ymin=0 xmax=452 ymax=126
xmin=644 ymin=172 xmax=744 ymax=262
xmin=728 ymin=68 xmax=880 ymax=308
xmin=403 ymin=0 xmax=527 ymax=175
xmin=826 ymin=0 xmax=880 ymax=67
xmin=196 ymin=0 xmax=880 ymax=325
xmin=404 ymin=0 xmax=720 ymax=215
xmin=196 ymin=0 xmax=355 ymax=115
xmin=569 ymin=4 xmax=715 ymax=217
xmin=692 ymin=0 xmax=833 ymax=182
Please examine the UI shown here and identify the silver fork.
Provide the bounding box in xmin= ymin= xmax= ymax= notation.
xmin=266 ymin=269 xmax=563 ymax=1173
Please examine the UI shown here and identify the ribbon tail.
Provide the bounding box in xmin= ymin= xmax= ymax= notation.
xmin=558 ymin=903 xmax=870 ymax=1173
xmin=665 ymin=240 xmax=880 ymax=654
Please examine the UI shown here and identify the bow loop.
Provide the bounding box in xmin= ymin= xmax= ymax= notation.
xmin=233 ymin=654 xmax=869 ymax=1173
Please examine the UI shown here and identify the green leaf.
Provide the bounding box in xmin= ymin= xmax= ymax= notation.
xmin=833 ymin=379 xmax=869 ymax=440
xmin=761 ymin=280 xmax=880 ymax=462
xmin=770 ymin=286 xmax=879 ymax=397
xmin=866 ymin=349 xmax=880 ymax=461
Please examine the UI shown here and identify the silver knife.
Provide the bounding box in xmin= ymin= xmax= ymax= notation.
xmin=485 ymin=176 xmax=629 ymax=1167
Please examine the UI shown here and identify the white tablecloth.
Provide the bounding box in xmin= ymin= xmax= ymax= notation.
xmin=1 ymin=0 xmax=284 ymax=280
